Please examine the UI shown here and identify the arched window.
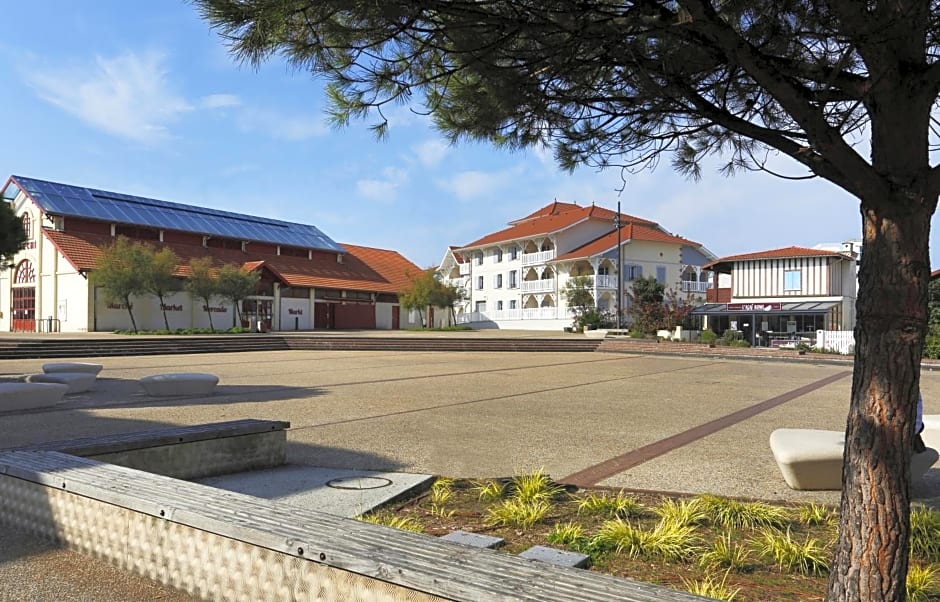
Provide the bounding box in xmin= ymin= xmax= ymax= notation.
xmin=14 ymin=260 xmax=35 ymax=284
xmin=20 ymin=213 xmax=31 ymax=239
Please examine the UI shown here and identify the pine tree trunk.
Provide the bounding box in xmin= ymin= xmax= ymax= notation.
xmin=826 ymin=195 xmax=931 ymax=601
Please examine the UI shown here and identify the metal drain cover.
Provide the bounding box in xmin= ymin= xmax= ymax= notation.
xmin=326 ymin=476 xmax=393 ymax=490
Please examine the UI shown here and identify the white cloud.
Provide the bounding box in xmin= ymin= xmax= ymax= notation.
xmin=437 ymin=168 xmax=520 ymax=201
xmin=235 ymin=107 xmax=328 ymax=141
xmin=26 ymin=51 xmax=192 ymax=143
xmin=356 ymin=167 xmax=409 ymax=202
xmin=411 ymin=139 xmax=451 ymax=168
xmin=199 ymin=94 xmax=241 ymax=109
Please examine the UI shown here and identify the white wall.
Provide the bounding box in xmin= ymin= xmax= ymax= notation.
xmin=280 ymin=297 xmax=311 ymax=331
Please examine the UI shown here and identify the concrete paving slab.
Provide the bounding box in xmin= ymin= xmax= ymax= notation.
xmin=519 ymin=545 xmax=590 ymax=568
xmin=195 ymin=464 xmax=433 ymax=517
xmin=440 ymin=530 xmax=505 ymax=549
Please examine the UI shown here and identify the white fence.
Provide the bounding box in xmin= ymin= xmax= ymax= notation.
xmin=815 ymin=330 xmax=855 ymax=355
xmin=456 ymin=307 xmax=562 ymax=324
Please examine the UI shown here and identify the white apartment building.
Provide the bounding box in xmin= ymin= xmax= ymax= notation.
xmin=439 ymin=201 xmax=717 ymax=330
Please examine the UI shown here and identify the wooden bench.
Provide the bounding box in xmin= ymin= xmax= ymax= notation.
xmin=27 ymin=372 xmax=96 ymax=394
xmin=0 ymin=382 xmax=68 ymax=411
xmin=139 ymin=373 xmax=218 ymax=397
xmin=42 ymin=362 xmax=103 ymax=375
xmin=770 ymin=428 xmax=939 ymax=490
xmin=0 ymin=449 xmax=705 ymax=602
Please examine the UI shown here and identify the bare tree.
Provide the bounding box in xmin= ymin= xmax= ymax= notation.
xmin=192 ymin=2 xmax=940 ymax=597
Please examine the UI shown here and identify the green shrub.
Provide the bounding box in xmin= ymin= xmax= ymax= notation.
xmin=577 ymin=491 xmax=646 ymax=518
xmin=628 ymin=329 xmax=646 ymax=339
xmin=699 ymin=330 xmax=718 ymax=345
xmin=910 ymin=506 xmax=940 ymax=563
xmin=730 ymin=339 xmax=751 ymax=348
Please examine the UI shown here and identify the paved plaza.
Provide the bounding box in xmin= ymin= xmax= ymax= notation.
xmin=2 ymin=343 xmax=939 ymax=600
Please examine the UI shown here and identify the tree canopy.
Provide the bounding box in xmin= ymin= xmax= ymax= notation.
xmin=143 ymin=247 xmax=181 ymax=331
xmin=193 ymin=2 xmax=940 ymax=598
xmin=186 ymin=256 xmax=220 ymax=332
xmin=399 ymin=268 xmax=462 ymax=326
xmin=216 ymin=263 xmax=261 ymax=327
xmin=91 ymin=237 xmax=152 ymax=332
xmin=0 ymin=202 xmax=27 ymax=268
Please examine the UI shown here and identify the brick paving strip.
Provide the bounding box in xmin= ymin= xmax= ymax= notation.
xmin=561 ymin=371 xmax=852 ymax=487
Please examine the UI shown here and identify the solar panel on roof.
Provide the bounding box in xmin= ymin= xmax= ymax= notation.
xmin=13 ymin=175 xmax=344 ymax=253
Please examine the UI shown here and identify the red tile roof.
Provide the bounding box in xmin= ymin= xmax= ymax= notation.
xmin=44 ymin=230 xmax=420 ymax=294
xmin=704 ymin=246 xmax=853 ymax=271
xmin=460 ymin=202 xmax=656 ymax=249
xmin=553 ymin=223 xmax=703 ymax=261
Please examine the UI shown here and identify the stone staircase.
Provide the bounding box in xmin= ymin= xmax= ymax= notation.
xmin=0 ymin=335 xmax=602 ymax=360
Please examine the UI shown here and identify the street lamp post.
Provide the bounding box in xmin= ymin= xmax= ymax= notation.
xmin=614 ymin=201 xmax=623 ymax=329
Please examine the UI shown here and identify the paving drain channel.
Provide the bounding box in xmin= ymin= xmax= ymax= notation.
xmin=326 ymin=476 xmax=393 ymax=490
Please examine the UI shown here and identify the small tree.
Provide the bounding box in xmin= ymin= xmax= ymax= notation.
xmin=429 ymin=279 xmax=465 ymax=325
xmin=186 ymin=256 xmax=219 ymax=332
xmin=627 ymin=276 xmax=666 ymax=335
xmin=0 ymin=202 xmax=27 ymax=268
xmin=562 ymin=276 xmax=595 ymax=328
xmin=216 ymin=263 xmax=261 ymax=328
xmin=398 ymin=269 xmax=438 ymax=327
xmin=661 ymin=288 xmax=697 ymax=332
xmin=143 ymin=247 xmax=181 ymax=331
xmin=91 ymin=236 xmax=151 ymax=333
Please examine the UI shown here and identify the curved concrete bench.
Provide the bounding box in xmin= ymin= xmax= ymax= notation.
xmin=770 ymin=428 xmax=939 ymax=490
xmin=43 ymin=362 xmax=103 ymax=376
xmin=923 ymin=414 xmax=940 ymax=452
xmin=139 ymin=373 xmax=219 ymax=397
xmin=27 ymin=372 xmax=96 ymax=394
xmin=0 ymin=382 xmax=69 ymax=411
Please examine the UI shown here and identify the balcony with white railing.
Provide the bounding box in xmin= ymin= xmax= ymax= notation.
xmin=521 ymin=278 xmax=555 ymax=293
xmin=523 ymin=307 xmax=560 ymax=320
xmin=591 ymin=275 xmax=617 ymax=289
xmin=455 ymin=307 xmax=560 ymax=323
xmin=679 ymin=281 xmax=713 ymax=294
xmin=521 ymin=250 xmax=556 ymax=266
xmin=458 ymin=263 xmax=471 ymax=276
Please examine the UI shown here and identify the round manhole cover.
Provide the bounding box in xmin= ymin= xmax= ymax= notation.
xmin=326 ymin=476 xmax=393 ymax=490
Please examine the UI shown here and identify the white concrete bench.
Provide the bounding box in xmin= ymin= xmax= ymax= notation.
xmin=770 ymin=428 xmax=939 ymax=490
xmin=27 ymin=372 xmax=96 ymax=394
xmin=923 ymin=414 xmax=940 ymax=452
xmin=0 ymin=382 xmax=69 ymax=411
xmin=139 ymin=373 xmax=219 ymax=397
xmin=42 ymin=362 xmax=103 ymax=376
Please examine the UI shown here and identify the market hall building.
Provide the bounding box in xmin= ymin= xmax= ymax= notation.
xmin=690 ymin=246 xmax=858 ymax=347
xmin=1 ymin=176 xmax=421 ymax=333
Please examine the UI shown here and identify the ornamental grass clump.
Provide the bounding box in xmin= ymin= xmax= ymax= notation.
xmin=754 ymin=527 xmax=830 ymax=576
xmin=510 ymin=469 xmax=564 ymax=503
xmin=546 ymin=521 xmax=588 ymax=550
xmin=909 ymin=505 xmax=940 ymax=563
xmin=472 ymin=479 xmax=506 ymax=503
xmin=698 ymin=531 xmax=753 ymax=572
xmin=485 ymin=498 xmax=550 ymax=528
xmin=682 ymin=568 xmax=741 ymax=601
xmin=796 ymin=502 xmax=836 ymax=526
xmin=590 ymin=518 xmax=700 ymax=562
xmin=576 ymin=491 xmax=646 ymax=518
xmin=358 ymin=513 xmax=423 ymax=533
xmin=697 ymin=494 xmax=790 ymax=530
xmin=906 ymin=563 xmax=939 ymax=602
xmin=652 ymin=497 xmax=708 ymax=527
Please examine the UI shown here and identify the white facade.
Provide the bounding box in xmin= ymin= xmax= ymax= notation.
xmin=440 ymin=205 xmax=716 ymax=331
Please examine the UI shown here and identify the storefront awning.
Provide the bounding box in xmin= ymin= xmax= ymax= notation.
xmin=691 ymin=301 xmax=842 ymax=316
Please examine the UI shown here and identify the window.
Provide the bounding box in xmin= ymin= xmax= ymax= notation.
xmin=624 ymin=264 xmax=643 ymax=280
xmin=784 ymin=270 xmax=801 ymax=291
xmin=656 ymin=266 xmax=667 ymax=284
xmin=495 ymin=274 xmax=503 ymax=288
xmin=20 ymin=213 xmax=30 ymax=239
xmin=497 ymin=300 xmax=503 ymax=310
xmin=508 ymin=270 xmax=518 ymax=288
xmin=494 ymin=248 xmax=503 ymax=263
xmin=476 ymin=276 xmax=484 ymax=289
xmin=509 ymin=300 xmax=517 ymax=309
xmin=475 ymin=301 xmax=486 ymax=313
xmin=509 ymin=246 xmax=519 ymax=260
xmin=474 ymin=252 xmax=483 ymax=266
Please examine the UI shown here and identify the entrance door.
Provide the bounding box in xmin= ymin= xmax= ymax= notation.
xmin=391 ymin=305 xmax=400 ymax=329
xmin=314 ymin=302 xmax=334 ymax=329
xmin=12 ymin=287 xmax=35 ymax=332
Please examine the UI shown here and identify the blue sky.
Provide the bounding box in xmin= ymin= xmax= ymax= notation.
xmin=1 ymin=1 xmax=933 ymax=269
